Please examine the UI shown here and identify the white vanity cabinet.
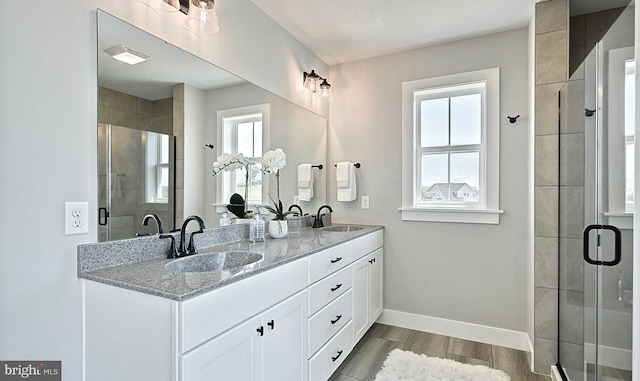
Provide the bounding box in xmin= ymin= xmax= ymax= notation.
xmin=180 ymin=290 xmax=308 ymax=381
xmin=83 ymin=228 xmax=383 ymax=381
xmin=352 ymin=239 xmax=384 ymax=343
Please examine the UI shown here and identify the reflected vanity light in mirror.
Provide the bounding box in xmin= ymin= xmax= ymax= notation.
xmin=185 ymin=0 xmax=220 ymax=34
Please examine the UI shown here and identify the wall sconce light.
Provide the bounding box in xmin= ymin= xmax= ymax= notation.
xmin=303 ymin=70 xmax=331 ymax=99
xmin=185 ymin=0 xmax=220 ymax=34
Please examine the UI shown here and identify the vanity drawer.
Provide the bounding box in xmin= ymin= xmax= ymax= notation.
xmin=352 ymin=229 xmax=383 ymax=258
xmin=309 ymin=321 xmax=353 ymax=381
xmin=309 ymin=241 xmax=353 ymax=284
xmin=309 ymin=289 xmax=352 ymax=356
xmin=308 ymin=266 xmax=352 ymax=316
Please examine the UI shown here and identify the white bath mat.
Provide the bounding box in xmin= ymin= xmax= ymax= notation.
xmin=374 ymin=349 xmax=511 ymax=381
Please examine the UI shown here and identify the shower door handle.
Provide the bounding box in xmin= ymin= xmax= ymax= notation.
xmin=98 ymin=207 xmax=109 ymax=226
xmin=583 ymin=224 xmax=621 ymax=266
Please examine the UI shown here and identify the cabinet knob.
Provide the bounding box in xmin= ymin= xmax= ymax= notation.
xmin=257 ymin=326 xmax=264 ymax=336
xmin=330 ymin=284 xmax=342 ymax=292
xmin=330 ymin=257 xmax=343 ymax=264
xmin=330 ymin=314 xmax=342 ymax=325
xmin=267 ymin=320 xmax=275 ymax=330
xmin=332 ymin=350 xmax=344 ymax=362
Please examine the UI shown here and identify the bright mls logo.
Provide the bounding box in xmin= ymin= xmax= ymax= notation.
xmin=1 ymin=362 xmax=61 ymax=380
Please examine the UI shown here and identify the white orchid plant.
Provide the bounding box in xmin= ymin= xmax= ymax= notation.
xmin=261 ymin=148 xmax=295 ymax=221
xmin=212 ymin=153 xmax=253 ymax=219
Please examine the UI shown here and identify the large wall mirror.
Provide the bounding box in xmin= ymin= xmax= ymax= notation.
xmin=97 ymin=10 xmax=327 ymax=242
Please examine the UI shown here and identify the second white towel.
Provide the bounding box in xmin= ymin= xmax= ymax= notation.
xmin=336 ymin=162 xmax=356 ymax=202
xmin=298 ymin=164 xmax=314 ymax=201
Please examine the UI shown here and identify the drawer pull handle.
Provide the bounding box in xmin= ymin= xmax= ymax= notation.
xmin=332 ymin=350 xmax=343 ymax=362
xmin=330 ymin=257 xmax=343 ymax=264
xmin=267 ymin=320 xmax=275 ymax=330
xmin=330 ymin=315 xmax=342 ymax=324
xmin=330 ymin=284 xmax=342 ymax=292
xmin=257 ymin=326 xmax=264 ymax=336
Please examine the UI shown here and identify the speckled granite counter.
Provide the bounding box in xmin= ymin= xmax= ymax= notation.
xmin=78 ymin=224 xmax=383 ymax=301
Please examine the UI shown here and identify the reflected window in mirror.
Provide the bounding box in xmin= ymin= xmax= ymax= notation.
xmin=217 ymin=104 xmax=270 ymax=207
xmin=625 ymin=59 xmax=635 ymax=212
xmin=145 ymin=132 xmax=170 ymax=203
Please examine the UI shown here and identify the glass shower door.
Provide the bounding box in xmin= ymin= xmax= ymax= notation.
xmin=98 ymin=123 xmax=175 ymax=242
xmin=558 ymin=5 xmax=634 ymax=379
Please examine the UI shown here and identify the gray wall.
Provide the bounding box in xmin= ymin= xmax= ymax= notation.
xmin=328 ymin=28 xmax=531 ymax=333
xmin=0 ymin=0 xmax=326 ymax=378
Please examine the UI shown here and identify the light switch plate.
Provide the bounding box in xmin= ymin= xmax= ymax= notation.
xmin=361 ymin=196 xmax=370 ymax=209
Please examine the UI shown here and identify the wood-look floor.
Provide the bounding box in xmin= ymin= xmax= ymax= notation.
xmin=329 ymin=324 xmax=551 ymax=381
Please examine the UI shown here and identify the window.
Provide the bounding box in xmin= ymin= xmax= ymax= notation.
xmin=145 ymin=132 xmax=170 ymax=203
xmin=216 ymin=104 xmax=270 ymax=208
xmin=624 ymin=59 xmax=635 ymax=213
xmin=400 ymin=68 xmax=502 ymax=224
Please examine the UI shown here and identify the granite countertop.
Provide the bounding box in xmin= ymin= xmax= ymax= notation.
xmin=78 ymin=224 xmax=383 ymax=301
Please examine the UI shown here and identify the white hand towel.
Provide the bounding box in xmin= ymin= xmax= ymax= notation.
xmin=298 ymin=164 xmax=314 ymax=201
xmin=298 ymin=164 xmax=312 ymax=188
xmin=337 ymin=162 xmax=357 ymax=202
xmin=336 ymin=162 xmax=351 ymax=188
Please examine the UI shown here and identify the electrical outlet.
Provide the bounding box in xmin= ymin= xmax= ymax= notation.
xmin=293 ymin=195 xmax=300 ymax=205
xmin=361 ymin=196 xmax=370 ymax=209
xmin=65 ymin=202 xmax=89 ymax=235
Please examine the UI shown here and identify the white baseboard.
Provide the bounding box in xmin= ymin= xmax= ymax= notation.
xmin=377 ymin=309 xmax=532 ymax=352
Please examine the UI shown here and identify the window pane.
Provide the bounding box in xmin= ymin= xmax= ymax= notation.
xmin=421 ymin=153 xmax=448 ymax=202
xmin=160 ymin=134 xmax=169 ymax=163
xmin=625 ymin=61 xmax=635 ymax=137
xmin=450 ymin=151 xmax=480 ymax=202
xmin=237 ymin=122 xmax=254 ymax=156
xmin=420 ymin=98 xmax=449 ymax=147
xmin=626 ymin=142 xmax=634 ymax=211
xmin=254 ymin=121 xmax=263 ymax=157
xmin=451 ymin=94 xmax=481 ymax=145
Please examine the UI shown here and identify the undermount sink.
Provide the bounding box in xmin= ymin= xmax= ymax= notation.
xmin=321 ymin=225 xmax=363 ymax=232
xmin=165 ymin=251 xmax=263 ymax=273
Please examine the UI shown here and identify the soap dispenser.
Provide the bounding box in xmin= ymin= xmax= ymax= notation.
xmin=250 ymin=207 xmax=265 ymax=243
xmin=219 ymin=212 xmax=231 ymax=226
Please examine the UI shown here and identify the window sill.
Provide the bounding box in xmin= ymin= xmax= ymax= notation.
xmin=604 ymin=212 xmax=633 ymax=230
xmin=398 ymin=207 xmax=503 ymax=224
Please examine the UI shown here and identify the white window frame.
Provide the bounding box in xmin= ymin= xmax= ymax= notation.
xmin=215 ymin=104 xmax=270 ymax=213
xmin=399 ymin=68 xmax=503 ymax=224
xmin=145 ymin=131 xmax=170 ymax=204
xmin=605 ymin=47 xmax=634 ymax=229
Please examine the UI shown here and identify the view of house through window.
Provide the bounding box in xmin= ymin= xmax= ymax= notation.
xmin=415 ymin=82 xmax=485 ymax=207
xmin=145 ymin=131 xmax=170 ymax=203
xmin=221 ymin=113 xmax=264 ymax=205
xmin=625 ymin=59 xmax=635 ymax=212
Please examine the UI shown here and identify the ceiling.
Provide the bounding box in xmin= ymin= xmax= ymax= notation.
xmin=250 ymin=0 xmax=634 ymax=65
xmin=250 ymin=0 xmax=539 ymax=65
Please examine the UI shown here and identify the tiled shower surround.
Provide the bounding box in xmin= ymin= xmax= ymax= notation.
xmin=533 ymin=1 xmax=629 ymax=375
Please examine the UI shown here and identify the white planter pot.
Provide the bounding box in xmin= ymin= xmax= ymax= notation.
xmin=268 ymin=220 xmax=288 ymax=239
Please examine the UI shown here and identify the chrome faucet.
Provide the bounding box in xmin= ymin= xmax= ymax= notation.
xmin=313 ymin=205 xmax=333 ymax=228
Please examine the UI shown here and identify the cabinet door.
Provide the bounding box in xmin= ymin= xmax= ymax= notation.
xmin=262 ymin=290 xmax=308 ymax=381
xmin=180 ymin=315 xmax=262 ymax=381
xmin=369 ymin=248 xmax=384 ymax=322
xmin=352 ymin=255 xmax=370 ymax=343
